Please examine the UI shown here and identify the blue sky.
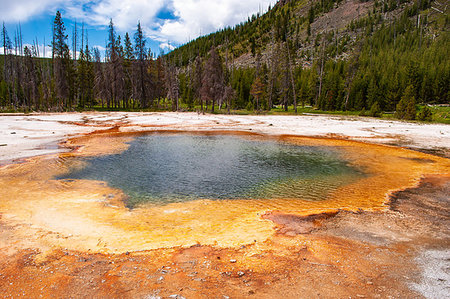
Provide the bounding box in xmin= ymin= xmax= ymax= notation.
xmin=0 ymin=0 xmax=277 ymax=58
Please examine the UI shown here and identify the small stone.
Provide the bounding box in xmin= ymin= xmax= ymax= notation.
xmin=237 ymin=271 xmax=245 ymax=277
xmin=229 ymin=259 xmax=237 ymax=263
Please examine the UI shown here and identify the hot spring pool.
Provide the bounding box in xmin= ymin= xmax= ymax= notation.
xmin=1 ymin=130 xmax=447 ymax=251
xmin=57 ymin=134 xmax=364 ymax=207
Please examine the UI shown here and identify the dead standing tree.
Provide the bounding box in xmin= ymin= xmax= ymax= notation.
xmin=106 ymin=19 xmax=125 ymax=109
xmin=165 ymin=57 xmax=180 ymax=111
xmin=200 ymin=48 xmax=224 ymax=113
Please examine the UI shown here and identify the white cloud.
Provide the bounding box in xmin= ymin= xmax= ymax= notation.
xmin=0 ymin=0 xmax=65 ymax=22
xmin=93 ymin=45 xmax=106 ymax=52
xmin=24 ymin=43 xmax=53 ymax=58
xmin=1 ymin=43 xmax=52 ymax=58
xmin=63 ymin=0 xmax=166 ymax=32
xmin=157 ymin=0 xmax=277 ymax=44
xmin=159 ymin=42 xmax=175 ymax=51
xmin=1 ymin=0 xmax=278 ymax=48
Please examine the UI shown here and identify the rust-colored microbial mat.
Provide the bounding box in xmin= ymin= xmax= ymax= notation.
xmin=0 ymin=132 xmax=448 ymax=254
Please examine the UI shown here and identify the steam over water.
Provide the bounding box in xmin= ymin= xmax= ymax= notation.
xmin=57 ymin=134 xmax=364 ymax=208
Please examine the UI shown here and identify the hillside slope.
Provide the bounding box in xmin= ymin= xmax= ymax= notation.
xmin=168 ymin=0 xmax=448 ymax=115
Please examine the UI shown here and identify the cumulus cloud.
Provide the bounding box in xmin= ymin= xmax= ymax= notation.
xmin=1 ymin=0 xmax=277 ymax=48
xmin=0 ymin=0 xmax=65 ymax=22
xmin=65 ymin=0 xmax=166 ymax=32
xmin=159 ymin=0 xmax=277 ymax=44
xmin=1 ymin=44 xmax=53 ymax=57
xmin=159 ymin=42 xmax=175 ymax=51
xmin=92 ymin=45 xmax=106 ymax=51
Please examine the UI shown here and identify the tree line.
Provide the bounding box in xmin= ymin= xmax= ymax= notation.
xmin=171 ymin=0 xmax=448 ymax=120
xmin=1 ymin=1 xmax=448 ymax=121
xmin=0 ymin=11 xmax=174 ymax=111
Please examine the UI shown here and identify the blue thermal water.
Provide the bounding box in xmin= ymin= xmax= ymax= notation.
xmin=57 ymin=134 xmax=364 ymax=207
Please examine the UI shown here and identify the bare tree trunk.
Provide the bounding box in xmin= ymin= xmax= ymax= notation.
xmin=72 ymin=21 xmax=77 ymax=60
xmin=286 ymin=42 xmax=297 ymax=113
xmin=317 ymin=41 xmax=325 ymax=107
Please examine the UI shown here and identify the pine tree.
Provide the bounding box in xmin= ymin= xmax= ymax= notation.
xmin=1 ymin=23 xmax=13 ymax=105
xmin=52 ymin=11 xmax=71 ymax=110
xmin=93 ymin=47 xmax=106 ymax=108
xmin=134 ymin=22 xmax=150 ymax=108
xmin=78 ymin=43 xmax=94 ymax=108
xmin=395 ymin=85 xmax=417 ymax=120
xmin=124 ymin=33 xmax=134 ymax=60
xmin=417 ymin=106 xmax=432 ymax=121
xmin=106 ymin=19 xmax=124 ymax=108
xmin=122 ymin=32 xmax=134 ymax=108
xmin=250 ymin=76 xmax=265 ymax=111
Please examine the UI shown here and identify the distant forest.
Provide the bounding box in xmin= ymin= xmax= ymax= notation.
xmin=0 ymin=0 xmax=448 ymax=121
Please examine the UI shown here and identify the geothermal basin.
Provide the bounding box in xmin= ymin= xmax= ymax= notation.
xmin=0 ymin=112 xmax=449 ymax=298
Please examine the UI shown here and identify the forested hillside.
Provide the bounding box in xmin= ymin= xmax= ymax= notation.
xmin=169 ymin=0 xmax=449 ymax=119
xmin=1 ymin=0 xmax=449 ymax=121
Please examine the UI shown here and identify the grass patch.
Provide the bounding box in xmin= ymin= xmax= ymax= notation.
xmin=2 ymin=104 xmax=449 ymax=124
xmin=429 ymin=106 xmax=450 ymax=124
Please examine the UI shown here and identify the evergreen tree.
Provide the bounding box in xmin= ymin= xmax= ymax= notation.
xmin=124 ymin=32 xmax=134 ymax=60
xmin=52 ymin=11 xmax=72 ymax=109
xmin=417 ymin=106 xmax=432 ymax=121
xmin=78 ymin=44 xmax=94 ymax=108
xmin=396 ymin=85 xmax=417 ymax=120
xmin=250 ymin=76 xmax=265 ymax=111
xmin=134 ymin=21 xmax=150 ymax=108
xmin=106 ymin=19 xmax=124 ymax=108
xmin=122 ymin=32 xmax=134 ymax=108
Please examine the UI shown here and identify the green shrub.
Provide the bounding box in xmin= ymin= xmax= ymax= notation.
xmin=369 ymin=102 xmax=382 ymax=117
xmin=246 ymin=101 xmax=254 ymax=111
xmin=417 ymin=106 xmax=433 ymax=121
xmin=395 ymin=85 xmax=416 ymax=120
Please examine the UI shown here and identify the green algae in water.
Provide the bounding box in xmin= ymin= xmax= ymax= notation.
xmin=57 ymin=134 xmax=365 ymax=208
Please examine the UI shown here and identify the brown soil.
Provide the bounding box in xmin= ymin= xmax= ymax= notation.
xmin=1 ymin=173 xmax=448 ymax=298
xmin=310 ymin=0 xmax=373 ymax=35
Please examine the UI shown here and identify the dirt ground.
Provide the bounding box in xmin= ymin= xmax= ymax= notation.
xmin=0 ymin=176 xmax=448 ymax=298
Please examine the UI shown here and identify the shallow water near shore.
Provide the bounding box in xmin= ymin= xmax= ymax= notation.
xmin=57 ymin=134 xmax=364 ymax=208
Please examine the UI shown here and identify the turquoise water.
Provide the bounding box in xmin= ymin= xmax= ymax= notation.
xmin=57 ymin=134 xmax=364 ymax=208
